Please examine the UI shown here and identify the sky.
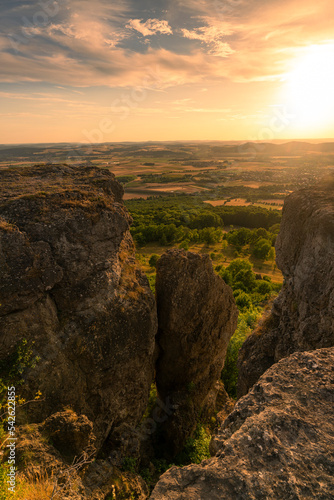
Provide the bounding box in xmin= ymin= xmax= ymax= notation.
xmin=1 ymin=0 xmax=334 ymax=143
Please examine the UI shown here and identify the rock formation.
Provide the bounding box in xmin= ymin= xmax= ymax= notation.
xmin=0 ymin=164 xmax=158 ymax=449
xmin=150 ymin=347 xmax=334 ymax=499
xmin=16 ymin=410 xmax=149 ymax=499
xmin=238 ymin=179 xmax=334 ymax=396
xmin=155 ymin=250 xmax=238 ymax=455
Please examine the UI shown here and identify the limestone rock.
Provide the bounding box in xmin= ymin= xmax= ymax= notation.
xmin=42 ymin=410 xmax=96 ymax=463
xmin=16 ymin=416 xmax=149 ymax=500
xmin=150 ymin=347 xmax=334 ymax=499
xmin=0 ymin=165 xmax=158 ymax=450
xmin=155 ymin=250 xmax=238 ymax=455
xmin=238 ymin=179 xmax=334 ymax=396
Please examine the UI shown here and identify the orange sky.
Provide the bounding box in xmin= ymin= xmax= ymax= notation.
xmin=0 ymin=0 xmax=333 ymax=143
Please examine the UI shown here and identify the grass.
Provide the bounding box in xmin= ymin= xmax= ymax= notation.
xmin=222 ymin=308 xmax=262 ymax=398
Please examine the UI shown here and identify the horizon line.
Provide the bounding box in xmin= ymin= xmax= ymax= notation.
xmin=1 ymin=138 xmax=334 ymax=147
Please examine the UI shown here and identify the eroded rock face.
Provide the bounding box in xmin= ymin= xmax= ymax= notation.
xmin=42 ymin=410 xmax=96 ymax=463
xmin=155 ymin=250 xmax=238 ymax=455
xmin=238 ymin=179 xmax=334 ymax=396
xmin=16 ymin=414 xmax=149 ymax=500
xmin=0 ymin=165 xmax=157 ymax=449
xmin=150 ymin=347 xmax=334 ymax=500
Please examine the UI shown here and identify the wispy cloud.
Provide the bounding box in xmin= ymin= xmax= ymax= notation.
xmin=1 ymin=0 xmax=334 ymax=142
xmin=181 ymin=25 xmax=235 ymax=57
xmin=1 ymin=0 xmax=333 ymax=87
xmin=126 ymin=19 xmax=173 ymax=36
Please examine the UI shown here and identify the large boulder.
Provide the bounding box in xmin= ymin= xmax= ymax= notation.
xmin=150 ymin=347 xmax=334 ymax=499
xmin=0 ymin=165 xmax=158 ymax=449
xmin=155 ymin=250 xmax=238 ymax=455
xmin=238 ymin=179 xmax=334 ymax=396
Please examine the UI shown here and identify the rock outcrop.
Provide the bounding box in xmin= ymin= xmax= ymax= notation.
xmin=238 ymin=179 xmax=334 ymax=396
xmin=155 ymin=250 xmax=238 ymax=455
xmin=16 ymin=411 xmax=149 ymax=500
xmin=150 ymin=347 xmax=334 ymax=499
xmin=0 ymin=164 xmax=158 ymax=449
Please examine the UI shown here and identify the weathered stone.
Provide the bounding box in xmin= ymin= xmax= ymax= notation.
xmin=155 ymin=250 xmax=238 ymax=455
xmin=0 ymin=165 xmax=158 ymax=450
xmin=16 ymin=416 xmax=149 ymax=500
xmin=150 ymin=347 xmax=334 ymax=500
xmin=238 ymin=179 xmax=334 ymax=396
xmin=43 ymin=410 xmax=96 ymax=463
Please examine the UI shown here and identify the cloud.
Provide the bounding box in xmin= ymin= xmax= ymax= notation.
xmin=0 ymin=0 xmax=334 ymax=89
xmin=126 ymin=18 xmax=173 ymax=36
xmin=181 ymin=25 xmax=234 ymax=57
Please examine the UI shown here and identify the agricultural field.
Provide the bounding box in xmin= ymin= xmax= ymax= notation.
xmin=1 ymin=140 xmax=333 ymax=206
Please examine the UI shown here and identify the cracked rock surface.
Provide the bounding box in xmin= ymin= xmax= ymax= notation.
xmin=150 ymin=347 xmax=334 ymax=500
xmin=0 ymin=165 xmax=157 ymax=449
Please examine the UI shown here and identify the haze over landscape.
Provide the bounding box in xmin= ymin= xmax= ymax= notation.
xmin=1 ymin=0 xmax=334 ymax=143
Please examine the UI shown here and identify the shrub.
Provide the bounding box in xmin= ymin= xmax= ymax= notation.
xmin=176 ymin=425 xmax=211 ymax=465
xmin=149 ymin=254 xmax=160 ymax=268
xmin=222 ymin=309 xmax=261 ymax=398
xmin=256 ymin=280 xmax=272 ymax=295
xmin=179 ymin=240 xmax=189 ymax=251
xmin=234 ymin=291 xmax=252 ymax=311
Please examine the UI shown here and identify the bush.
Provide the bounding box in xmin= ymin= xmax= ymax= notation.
xmin=234 ymin=291 xmax=252 ymax=311
xmin=149 ymin=254 xmax=160 ymax=268
xmin=176 ymin=425 xmax=211 ymax=465
xmin=222 ymin=309 xmax=261 ymax=398
xmin=256 ymin=280 xmax=272 ymax=295
xmin=179 ymin=240 xmax=189 ymax=251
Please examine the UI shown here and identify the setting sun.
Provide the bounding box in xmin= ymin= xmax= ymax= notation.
xmin=284 ymin=43 xmax=334 ymax=133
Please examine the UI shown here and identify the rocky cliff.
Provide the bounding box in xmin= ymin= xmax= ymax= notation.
xmin=0 ymin=164 xmax=158 ymax=449
xmin=0 ymin=164 xmax=242 ymax=498
xmin=155 ymin=250 xmax=238 ymax=455
xmin=150 ymin=347 xmax=334 ymax=499
xmin=237 ymin=179 xmax=334 ymax=396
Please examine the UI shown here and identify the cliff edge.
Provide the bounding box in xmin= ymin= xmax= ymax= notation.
xmin=0 ymin=164 xmax=158 ymax=450
xmin=238 ymin=179 xmax=334 ymax=396
xmin=150 ymin=347 xmax=334 ymax=499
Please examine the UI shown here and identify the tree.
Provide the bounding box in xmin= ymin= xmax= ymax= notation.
xmin=222 ymin=259 xmax=256 ymax=292
xmin=252 ymin=238 xmax=271 ymax=260
xmin=226 ymin=228 xmax=251 ymax=248
xmin=199 ymin=227 xmax=223 ymax=245
xmin=268 ymin=247 xmax=276 ymax=263
xmin=189 ymin=211 xmax=223 ymax=229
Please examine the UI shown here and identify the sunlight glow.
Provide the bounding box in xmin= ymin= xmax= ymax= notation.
xmin=284 ymin=43 xmax=334 ymax=133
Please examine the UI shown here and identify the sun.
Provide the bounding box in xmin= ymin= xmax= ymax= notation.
xmin=283 ymin=43 xmax=334 ymax=134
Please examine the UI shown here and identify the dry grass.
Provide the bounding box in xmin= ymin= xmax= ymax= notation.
xmin=16 ymin=470 xmax=56 ymax=500
xmin=203 ymin=199 xmax=227 ymax=206
xmin=0 ymin=219 xmax=17 ymax=232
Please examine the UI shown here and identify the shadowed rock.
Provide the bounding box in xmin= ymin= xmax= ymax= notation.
xmin=0 ymin=165 xmax=158 ymax=450
xmin=238 ymin=179 xmax=334 ymax=397
xmin=155 ymin=250 xmax=238 ymax=455
xmin=150 ymin=347 xmax=334 ymax=499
